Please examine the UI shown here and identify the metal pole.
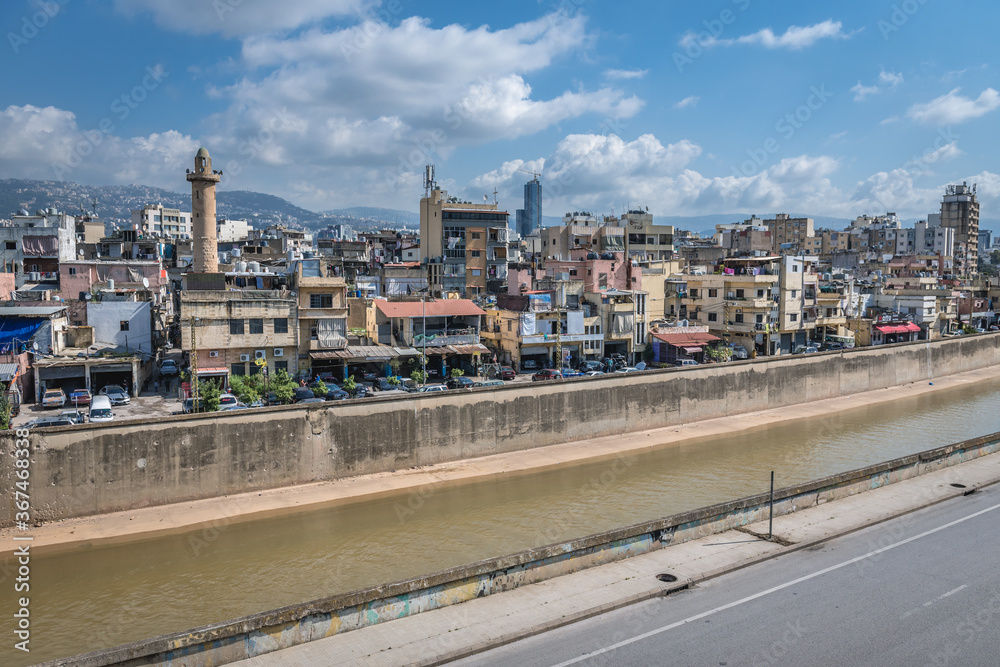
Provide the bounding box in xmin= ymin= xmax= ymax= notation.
xmin=421 ymin=296 xmax=426 ymax=386
xmin=768 ymin=470 xmax=775 ymax=540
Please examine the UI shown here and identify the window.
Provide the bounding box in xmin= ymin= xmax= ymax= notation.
xmin=119 ymin=320 xmax=130 ymax=331
xmin=507 ymin=320 xmax=512 ymax=332
xmin=708 ymin=312 xmax=718 ymax=322
xmin=471 ymin=269 xmax=481 ymax=276
xmin=6 ymin=241 xmax=17 ymax=250
xmin=569 ymin=269 xmax=578 ymax=276
xmin=757 ymin=289 xmax=765 ymax=298
xmin=273 ymin=318 xmax=288 ymax=334
xmin=790 ymin=314 xmax=798 ymax=322
xmin=708 ymin=289 xmax=718 ymax=298
xmin=310 ymin=294 xmax=333 ymax=308
xmin=471 ymin=232 xmax=481 ymax=240
xmin=275 ymin=361 xmax=288 ymax=372
xmin=470 ymin=250 xmax=481 ymax=258
xmin=756 ymin=314 xmax=764 ymax=324
xmin=231 ymin=363 xmax=246 ymax=376
xmin=230 ymin=319 xmax=244 ymax=335
xmin=690 ymin=288 xmax=699 ymax=298
xmin=736 ymin=289 xmax=745 ymax=298
xmin=68 ymin=267 xmax=78 ymax=275
xmin=735 ymin=313 xmax=744 ymax=323
xmin=249 ymin=318 xmax=264 ymax=334
xmin=310 ymin=325 xmax=318 ymax=340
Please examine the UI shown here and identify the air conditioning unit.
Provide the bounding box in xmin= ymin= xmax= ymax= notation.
xmin=255 ymin=349 xmax=267 ymax=359
xmin=209 ymin=351 xmax=219 ymax=358
xmin=273 ymin=348 xmax=284 ymax=357
xmin=240 ymin=354 xmax=251 ymax=362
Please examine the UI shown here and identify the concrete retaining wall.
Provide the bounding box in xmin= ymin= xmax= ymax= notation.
xmin=3 ymin=334 xmax=1000 ymax=526
xmin=41 ymin=431 xmax=1000 ymax=667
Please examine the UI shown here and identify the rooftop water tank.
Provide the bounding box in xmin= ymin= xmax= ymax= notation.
xmin=248 ymin=261 xmax=261 ymax=273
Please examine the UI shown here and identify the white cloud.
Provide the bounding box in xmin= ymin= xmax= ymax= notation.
xmin=879 ymin=70 xmax=903 ymax=88
xmin=907 ymin=88 xmax=1000 ymax=125
xmin=880 ymin=115 xmax=900 ymax=125
xmin=673 ymin=96 xmax=700 ymax=110
xmin=113 ymin=0 xmax=374 ymax=38
xmin=851 ymin=82 xmax=880 ymax=102
xmin=0 ymin=104 xmax=198 ymax=188
xmin=684 ymin=20 xmax=852 ymax=51
xmin=603 ymin=68 xmax=648 ymax=80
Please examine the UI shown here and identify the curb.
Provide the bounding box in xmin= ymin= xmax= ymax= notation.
xmin=422 ymin=477 xmax=998 ymax=666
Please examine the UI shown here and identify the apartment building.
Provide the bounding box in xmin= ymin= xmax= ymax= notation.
xmin=290 ymin=258 xmax=349 ymax=379
xmin=132 ymin=204 xmax=192 ymax=240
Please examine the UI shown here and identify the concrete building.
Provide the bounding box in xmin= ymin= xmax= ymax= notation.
xmin=766 ymin=214 xmax=814 ymax=254
xmin=290 ymin=258 xmax=349 ymax=380
xmin=180 ymin=290 xmax=298 ymax=385
xmin=132 ymin=204 xmax=192 ymax=240
xmin=373 ymin=298 xmax=486 ymax=376
xmin=187 ymin=147 xmax=222 ymax=274
xmin=217 ymin=218 xmax=251 ymax=243
xmin=0 ymin=208 xmax=77 ymax=288
xmin=521 ymin=177 xmax=542 ymax=238
xmin=419 ymin=170 xmax=510 ymax=297
xmin=939 ymin=182 xmax=980 ymax=276
xmin=622 ymin=210 xmax=675 ymax=260
xmin=86 ymin=300 xmax=153 ymax=357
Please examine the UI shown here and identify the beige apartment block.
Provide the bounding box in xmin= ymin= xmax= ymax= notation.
xmin=291 ymin=259 xmax=349 ymax=376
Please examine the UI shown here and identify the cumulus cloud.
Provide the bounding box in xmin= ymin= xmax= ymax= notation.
xmin=673 ymin=96 xmax=700 ymax=110
xmin=851 ymin=82 xmax=880 ymax=102
xmin=879 ymin=70 xmax=903 ymax=88
xmin=907 ymin=88 xmax=1000 ymax=125
xmin=851 ymin=69 xmax=903 ymax=101
xmin=0 ymin=104 xmax=198 ymax=188
xmin=114 ymin=0 xmax=374 ymax=38
xmin=683 ymin=20 xmax=852 ymax=51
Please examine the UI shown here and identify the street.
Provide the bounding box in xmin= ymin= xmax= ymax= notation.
xmin=459 ymin=485 xmax=1000 ymax=667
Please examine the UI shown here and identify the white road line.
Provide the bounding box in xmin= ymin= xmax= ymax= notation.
xmin=901 ymin=584 xmax=968 ymax=619
xmin=551 ymin=502 xmax=1000 ymax=667
xmin=939 ymin=584 xmax=968 ymax=599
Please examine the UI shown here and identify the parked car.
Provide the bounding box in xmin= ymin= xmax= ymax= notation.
xmin=220 ymin=404 xmax=249 ymax=411
xmin=414 ymin=384 xmax=449 ymax=392
xmin=182 ymin=398 xmax=205 ymax=413
xmin=297 ymin=397 xmax=326 ymax=405
xmin=821 ymin=342 xmax=844 ymax=351
xmin=579 ymin=360 xmax=604 ymax=373
xmin=68 ymin=388 xmax=92 ymax=406
xmin=98 ymin=385 xmax=130 ymax=405
xmin=792 ymin=345 xmax=819 ymax=355
xmin=730 ymin=345 xmax=749 ymax=360
xmin=324 ymin=387 xmax=351 ymax=401
xmin=42 ymin=388 xmax=67 ymax=409
xmin=673 ymin=359 xmax=699 ymax=368
xmin=532 ymin=369 xmax=563 ymax=381
xmin=473 ymin=379 xmax=505 ymax=388
xmin=25 ymin=416 xmax=76 ymax=429
xmin=616 ymin=366 xmax=641 ymax=373
xmin=293 ymin=387 xmax=316 ymax=403
xmin=316 ymin=371 xmax=338 ymax=383
xmin=560 ymin=368 xmax=584 ymax=378
xmin=521 ymin=359 xmax=539 ymax=371
xmin=446 ymin=375 xmax=476 ymax=389
xmin=219 ymin=393 xmax=240 ymax=408
xmin=585 ymin=370 xmax=605 ymax=376
xmin=59 ymin=409 xmax=87 ymax=424
xmin=499 ymin=366 xmax=516 ymax=381
xmin=89 ymin=395 xmax=115 ymax=423
xmin=160 ymin=359 xmax=179 ymax=376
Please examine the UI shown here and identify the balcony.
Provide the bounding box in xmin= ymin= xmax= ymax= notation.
xmin=724 ymin=296 xmax=772 ymax=308
xmin=522 ymin=332 xmax=605 ymax=345
xmin=411 ymin=329 xmax=480 ymax=347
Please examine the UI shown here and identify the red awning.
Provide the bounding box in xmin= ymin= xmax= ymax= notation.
xmin=682 ymin=346 xmax=703 ymax=354
xmin=903 ymin=322 xmax=921 ymax=332
xmin=875 ymin=323 xmax=920 ymax=334
xmin=195 ymin=367 xmax=229 ymax=375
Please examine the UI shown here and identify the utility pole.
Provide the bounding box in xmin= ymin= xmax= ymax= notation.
xmin=190 ymin=317 xmax=199 ymax=412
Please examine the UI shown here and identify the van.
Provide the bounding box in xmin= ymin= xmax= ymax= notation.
xmin=89 ymin=395 xmax=115 ymax=423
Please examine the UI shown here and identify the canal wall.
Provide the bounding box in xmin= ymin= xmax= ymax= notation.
xmin=2 ymin=333 xmax=1000 ymax=526
xmin=39 ymin=431 xmax=1000 ymax=666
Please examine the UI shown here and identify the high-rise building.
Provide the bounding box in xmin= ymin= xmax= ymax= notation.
xmin=939 ymin=182 xmax=980 ymax=276
xmin=515 ymin=209 xmax=530 ymax=239
xmin=419 ymin=166 xmax=510 ymax=297
xmin=765 ymin=214 xmax=814 ymax=254
xmin=523 ymin=177 xmax=542 ymax=234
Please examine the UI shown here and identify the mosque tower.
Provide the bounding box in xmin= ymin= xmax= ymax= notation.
xmin=187 ymin=147 xmax=222 ymax=273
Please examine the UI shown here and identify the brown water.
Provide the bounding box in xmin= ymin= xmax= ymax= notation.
xmin=4 ymin=377 xmax=1000 ymax=665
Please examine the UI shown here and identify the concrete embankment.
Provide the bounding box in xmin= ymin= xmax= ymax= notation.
xmin=38 ymin=429 xmax=1000 ymax=666
xmin=1 ymin=334 xmax=999 ymax=526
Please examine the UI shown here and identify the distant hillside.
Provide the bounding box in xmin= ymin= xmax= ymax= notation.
xmin=541 ymin=212 xmax=852 ymax=235
xmin=325 ymin=206 xmax=419 ymax=227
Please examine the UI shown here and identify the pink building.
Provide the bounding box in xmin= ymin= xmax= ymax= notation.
xmin=60 ymin=261 xmax=167 ymax=300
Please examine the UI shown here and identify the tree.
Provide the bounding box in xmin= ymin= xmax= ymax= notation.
xmin=449 ymin=368 xmax=464 ymax=378
xmin=0 ymin=383 xmax=11 ymax=431
xmin=270 ymin=369 xmax=297 ymax=404
xmin=229 ymin=375 xmax=261 ymax=405
xmin=313 ymin=379 xmax=327 ymax=396
xmin=198 ymin=380 xmax=222 ymax=412
xmin=410 ymin=369 xmax=427 ymax=385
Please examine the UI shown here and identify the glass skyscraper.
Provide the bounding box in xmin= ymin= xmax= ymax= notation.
xmin=522 ymin=177 xmax=542 ymax=237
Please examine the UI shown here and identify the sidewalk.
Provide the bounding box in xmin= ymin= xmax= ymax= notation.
xmin=235 ymin=451 xmax=1000 ymax=666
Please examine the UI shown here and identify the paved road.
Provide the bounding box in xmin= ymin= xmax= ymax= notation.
xmin=459 ymin=485 xmax=1000 ymax=667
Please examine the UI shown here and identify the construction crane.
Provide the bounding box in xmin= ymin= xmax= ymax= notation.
xmin=517 ymin=168 xmax=541 ymax=181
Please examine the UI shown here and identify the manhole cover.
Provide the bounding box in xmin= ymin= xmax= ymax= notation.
xmin=656 ymin=573 xmax=678 ymax=583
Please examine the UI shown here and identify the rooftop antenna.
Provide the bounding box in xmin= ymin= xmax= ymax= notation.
xmin=493 ymin=187 xmax=498 ymax=205
xmin=423 ymin=164 xmax=436 ymax=197
xmin=91 ymin=197 xmax=98 ymax=217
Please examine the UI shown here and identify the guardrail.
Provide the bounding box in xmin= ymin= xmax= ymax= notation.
xmin=46 ymin=431 xmax=1000 ymax=667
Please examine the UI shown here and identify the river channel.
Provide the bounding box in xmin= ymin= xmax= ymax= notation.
xmin=4 ymin=376 xmax=1000 ymax=664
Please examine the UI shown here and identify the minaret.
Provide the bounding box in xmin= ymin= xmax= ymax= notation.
xmin=187 ymin=146 xmax=222 ymax=273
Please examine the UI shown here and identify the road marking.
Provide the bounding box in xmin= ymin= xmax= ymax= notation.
xmin=552 ymin=502 xmax=1000 ymax=667
xmin=902 ymin=584 xmax=969 ymax=619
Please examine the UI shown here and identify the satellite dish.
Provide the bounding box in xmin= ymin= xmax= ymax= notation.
xmin=142 ymin=277 xmax=150 ymax=288
xmin=32 ymin=342 xmax=39 ymax=351
xmin=84 ymin=293 xmax=92 ymax=300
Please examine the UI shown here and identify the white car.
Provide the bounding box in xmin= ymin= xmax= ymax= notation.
xmin=219 ymin=393 xmax=239 ymax=408
xmin=98 ymin=385 xmax=130 ymax=405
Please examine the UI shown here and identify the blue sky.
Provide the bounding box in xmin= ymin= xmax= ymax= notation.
xmin=1 ymin=0 xmax=998 ymax=222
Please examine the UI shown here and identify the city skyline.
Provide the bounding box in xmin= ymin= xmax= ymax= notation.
xmin=1 ymin=1 xmax=998 ymax=221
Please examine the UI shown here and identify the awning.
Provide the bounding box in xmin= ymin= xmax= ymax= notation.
xmin=196 ymin=367 xmax=229 ymax=376
xmin=0 ymin=362 xmax=18 ymax=382
xmin=875 ymin=323 xmax=921 ymax=334
xmin=682 ymin=346 xmax=703 ymax=354
xmin=309 ymin=346 xmax=420 ymax=361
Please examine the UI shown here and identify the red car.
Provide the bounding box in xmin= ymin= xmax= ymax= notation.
xmin=532 ymin=369 xmax=563 ymax=382
xmin=68 ymin=388 xmax=92 ymax=406
xmin=499 ymin=366 xmax=516 ymax=381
